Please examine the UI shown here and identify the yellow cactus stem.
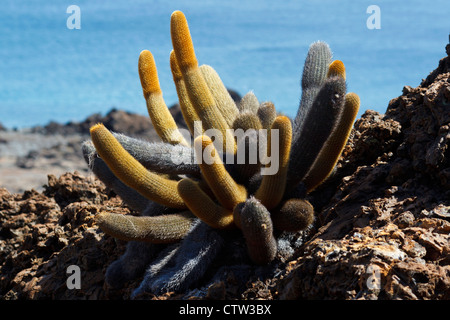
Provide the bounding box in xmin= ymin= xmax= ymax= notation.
xmin=177 ymin=178 xmax=234 ymax=229
xmin=170 ymin=10 xmax=236 ymax=154
xmin=254 ymin=116 xmax=292 ymax=210
xmin=138 ymin=50 xmax=188 ymax=146
xmin=194 ymin=135 xmax=247 ymax=210
xmin=327 ymin=60 xmax=346 ymax=80
xmin=90 ymin=123 xmax=186 ymax=209
xmin=169 ymin=50 xmax=201 ymax=136
xmin=303 ymin=92 xmax=360 ymax=192
xmin=95 ymin=211 xmax=196 ymax=243
xmin=170 ymin=10 xmax=198 ymax=71
xmin=199 ymin=65 xmax=239 ymax=128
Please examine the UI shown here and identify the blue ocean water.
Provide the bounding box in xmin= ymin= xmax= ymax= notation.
xmin=0 ymin=0 xmax=448 ymax=129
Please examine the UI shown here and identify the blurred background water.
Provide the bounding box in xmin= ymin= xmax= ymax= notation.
xmin=0 ymin=0 xmax=448 ymax=129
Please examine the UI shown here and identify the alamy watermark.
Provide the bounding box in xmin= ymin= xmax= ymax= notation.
xmin=66 ymin=265 xmax=81 ymax=289
xmin=66 ymin=5 xmax=381 ymax=31
xmin=366 ymin=5 xmax=381 ymax=30
xmin=66 ymin=5 xmax=81 ymax=30
xmin=169 ymin=122 xmax=281 ymax=176
xmin=366 ymin=264 xmax=382 ymax=290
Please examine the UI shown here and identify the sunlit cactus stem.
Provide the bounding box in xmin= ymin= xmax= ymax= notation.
xmin=194 ymin=135 xmax=247 ymax=210
xmin=90 ymin=124 xmax=187 ymax=209
xmin=138 ymin=49 xmax=188 ymax=146
xmin=170 ymin=10 xmax=236 ymax=154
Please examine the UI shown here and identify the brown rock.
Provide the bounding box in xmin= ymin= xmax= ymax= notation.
xmin=0 ymin=172 xmax=131 ymax=299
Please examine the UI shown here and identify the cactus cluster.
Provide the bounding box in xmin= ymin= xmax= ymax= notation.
xmin=82 ymin=10 xmax=360 ymax=296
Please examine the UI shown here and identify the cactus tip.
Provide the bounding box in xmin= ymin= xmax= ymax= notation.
xmin=138 ymin=50 xmax=162 ymax=98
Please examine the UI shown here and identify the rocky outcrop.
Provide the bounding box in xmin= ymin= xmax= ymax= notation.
xmin=0 ymin=172 xmax=138 ymax=299
xmin=30 ymin=109 xmax=160 ymax=141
